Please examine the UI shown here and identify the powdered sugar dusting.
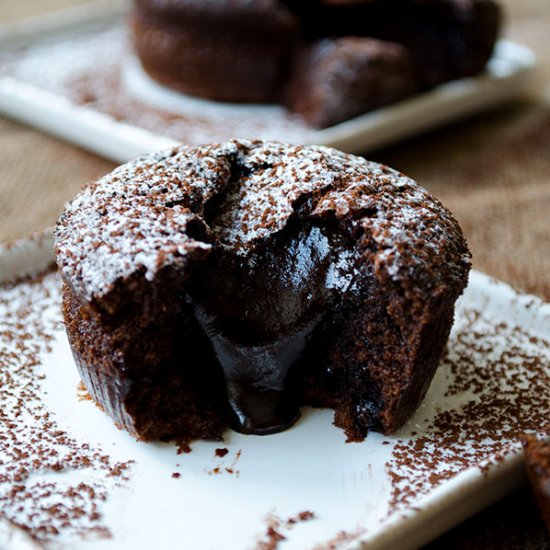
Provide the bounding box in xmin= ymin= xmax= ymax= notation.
xmin=1 ymin=25 xmax=123 ymax=93
xmin=55 ymin=145 xmax=232 ymax=302
xmin=55 ymin=139 xmax=469 ymax=303
xmin=315 ymin=164 xmax=470 ymax=293
xmin=211 ymin=143 xmax=347 ymax=246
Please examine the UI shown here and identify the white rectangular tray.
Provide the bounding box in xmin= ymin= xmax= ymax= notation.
xmin=0 ymin=1 xmax=536 ymax=162
xmin=0 ymin=234 xmax=549 ymax=550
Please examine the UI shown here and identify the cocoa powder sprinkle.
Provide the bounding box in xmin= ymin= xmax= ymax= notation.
xmin=0 ymin=271 xmax=133 ymax=545
xmin=386 ymin=306 xmax=550 ymax=512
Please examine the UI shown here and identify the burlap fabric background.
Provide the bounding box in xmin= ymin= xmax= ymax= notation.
xmin=1 ymin=1 xmax=549 ymax=547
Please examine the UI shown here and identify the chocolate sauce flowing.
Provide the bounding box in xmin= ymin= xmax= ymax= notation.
xmin=190 ymin=222 xmax=358 ymax=434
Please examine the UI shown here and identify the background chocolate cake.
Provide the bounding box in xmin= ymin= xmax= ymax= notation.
xmin=131 ymin=0 xmax=502 ymax=127
xmin=290 ymin=0 xmax=502 ymax=87
xmin=285 ymin=37 xmax=417 ymax=128
xmin=132 ymin=0 xmax=299 ymax=102
xmin=523 ymin=435 xmax=550 ymax=531
xmin=55 ymin=140 xmax=471 ymax=443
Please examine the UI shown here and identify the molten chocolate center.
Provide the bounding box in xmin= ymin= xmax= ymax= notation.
xmin=190 ymin=221 xmax=358 ymax=434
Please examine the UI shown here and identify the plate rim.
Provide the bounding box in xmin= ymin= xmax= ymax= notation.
xmin=0 ymin=2 xmax=537 ymax=161
xmin=1 ymin=234 xmax=549 ymax=550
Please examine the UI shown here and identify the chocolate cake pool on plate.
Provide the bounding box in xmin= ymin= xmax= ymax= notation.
xmin=54 ymin=140 xmax=470 ymax=444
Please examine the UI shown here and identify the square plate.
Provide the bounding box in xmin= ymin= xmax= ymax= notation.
xmin=0 ymin=1 xmax=536 ymax=163
xmin=0 ymin=234 xmax=549 ymax=550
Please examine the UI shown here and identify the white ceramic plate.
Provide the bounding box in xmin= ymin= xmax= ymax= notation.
xmin=0 ymin=1 xmax=536 ymax=162
xmin=0 ymin=234 xmax=549 ymax=550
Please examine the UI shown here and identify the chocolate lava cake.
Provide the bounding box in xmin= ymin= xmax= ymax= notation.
xmin=55 ymin=140 xmax=471 ymax=443
xmin=131 ymin=0 xmax=501 ymax=127
xmin=523 ymin=435 xmax=550 ymax=531
xmin=131 ymin=0 xmax=299 ymax=102
xmin=285 ymin=37 xmax=417 ymax=129
xmin=291 ymin=0 xmax=502 ymax=87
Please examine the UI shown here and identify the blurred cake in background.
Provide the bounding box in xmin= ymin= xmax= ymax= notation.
xmin=131 ymin=0 xmax=502 ymax=128
xmin=131 ymin=0 xmax=299 ymax=102
xmin=523 ymin=435 xmax=550 ymax=531
xmin=285 ymin=37 xmax=417 ymax=128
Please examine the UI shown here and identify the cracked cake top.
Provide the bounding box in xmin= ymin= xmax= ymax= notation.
xmin=55 ymin=139 xmax=470 ymax=302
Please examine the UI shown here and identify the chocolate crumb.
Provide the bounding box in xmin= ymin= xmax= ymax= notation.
xmin=207 ymin=449 xmax=242 ymax=476
xmin=256 ymin=511 xmax=317 ymax=549
xmin=312 ymin=527 xmax=366 ymax=550
xmin=176 ymin=442 xmax=192 ymax=455
xmin=76 ymin=381 xmax=92 ymax=402
xmin=286 ymin=510 xmax=315 ymax=525
xmin=297 ymin=511 xmax=315 ymax=522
